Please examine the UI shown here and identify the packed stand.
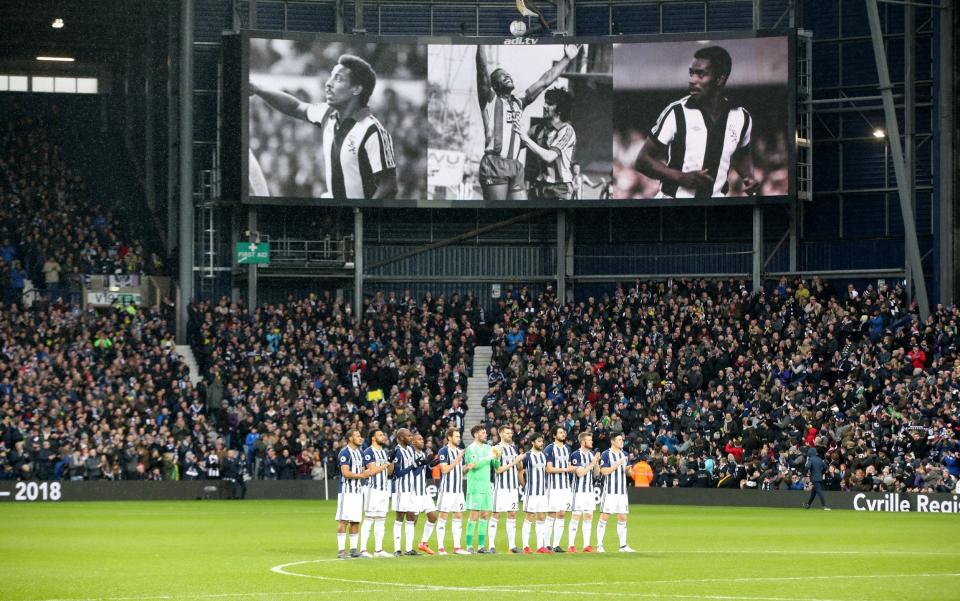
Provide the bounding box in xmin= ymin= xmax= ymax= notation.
xmin=187 ymin=290 xmax=478 ymax=480
xmin=481 ymin=279 xmax=960 ymax=495
xmin=0 ymin=299 xmax=191 ymax=481
xmin=0 ymin=109 xmax=162 ymax=306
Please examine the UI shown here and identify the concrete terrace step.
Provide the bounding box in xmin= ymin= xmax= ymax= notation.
xmin=175 ymin=345 xmax=202 ymax=386
xmin=463 ymin=346 xmax=492 ymax=445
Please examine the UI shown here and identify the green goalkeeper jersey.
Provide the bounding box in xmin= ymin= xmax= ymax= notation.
xmin=464 ymin=442 xmax=500 ymax=494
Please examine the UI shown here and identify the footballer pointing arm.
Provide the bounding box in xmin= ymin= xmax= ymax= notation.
xmin=249 ymin=82 xmax=310 ymax=121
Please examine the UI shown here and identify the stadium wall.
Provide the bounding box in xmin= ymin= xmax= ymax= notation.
xmin=4 ymin=481 xmax=958 ymax=513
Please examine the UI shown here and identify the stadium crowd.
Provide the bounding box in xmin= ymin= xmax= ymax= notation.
xmin=186 ymin=290 xmax=477 ymax=475
xmin=2 ymin=275 xmax=958 ymax=497
xmin=0 ymin=110 xmax=160 ymax=305
xmin=481 ymin=280 xmax=960 ymax=494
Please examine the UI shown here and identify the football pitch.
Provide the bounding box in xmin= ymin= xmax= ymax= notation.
xmin=1 ymin=500 xmax=958 ymax=601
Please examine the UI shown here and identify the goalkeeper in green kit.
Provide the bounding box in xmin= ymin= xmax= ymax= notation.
xmin=463 ymin=424 xmax=502 ymax=553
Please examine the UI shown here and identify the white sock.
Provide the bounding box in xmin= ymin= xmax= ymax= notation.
xmin=568 ymin=514 xmax=581 ymax=548
xmin=488 ymin=516 xmax=499 ymax=548
xmin=373 ymin=517 xmax=386 ymax=552
xmin=337 ymin=532 xmax=346 ymax=551
xmin=536 ymin=519 xmax=547 ymax=549
xmin=435 ymin=518 xmax=447 ymax=549
xmin=405 ymin=521 xmax=416 ymax=552
xmin=596 ymin=519 xmax=607 ymax=547
xmin=506 ymin=517 xmax=517 ymax=549
xmin=617 ymin=520 xmax=628 ymax=547
xmin=581 ymin=515 xmax=592 ymax=548
xmin=522 ymin=519 xmax=532 ymax=548
xmin=451 ymin=518 xmax=463 ymax=549
xmin=544 ymin=517 xmax=555 ymax=547
xmin=422 ymin=519 xmax=436 ymax=544
xmin=349 ymin=532 xmax=359 ymax=551
xmin=552 ymin=515 xmax=564 ymax=547
xmin=359 ymin=518 xmax=373 ymax=551
xmin=393 ymin=520 xmax=403 ymax=552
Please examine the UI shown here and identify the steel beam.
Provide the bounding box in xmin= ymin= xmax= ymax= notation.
xmin=247 ymin=207 xmax=258 ymax=308
xmin=752 ymin=206 xmax=763 ymax=293
xmin=556 ymin=210 xmax=566 ymax=302
xmin=939 ymin=0 xmax=955 ymax=304
xmin=905 ymin=1 xmax=916 ymax=305
xmin=865 ymin=0 xmax=930 ymax=320
xmin=177 ymin=0 xmax=194 ymax=343
xmin=354 ymin=208 xmax=363 ymax=316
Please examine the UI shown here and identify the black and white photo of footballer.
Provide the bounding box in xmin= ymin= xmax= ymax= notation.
xmin=427 ymin=43 xmax=612 ymax=202
xmin=248 ymin=39 xmax=427 ymax=200
xmin=613 ymin=37 xmax=790 ymax=200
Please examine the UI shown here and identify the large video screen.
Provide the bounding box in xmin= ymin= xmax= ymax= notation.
xmin=240 ymin=32 xmax=793 ymax=207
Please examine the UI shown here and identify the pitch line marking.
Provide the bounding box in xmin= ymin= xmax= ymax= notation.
xmin=33 ymin=590 xmax=392 ymax=601
xmin=270 ymin=558 xmax=957 ymax=601
xmin=482 ymin=573 xmax=960 ymax=588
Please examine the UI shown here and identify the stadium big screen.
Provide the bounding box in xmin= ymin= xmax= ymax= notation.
xmin=231 ymin=31 xmax=794 ymax=207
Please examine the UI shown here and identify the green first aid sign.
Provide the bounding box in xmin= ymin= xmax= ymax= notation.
xmin=236 ymin=242 xmax=270 ymax=265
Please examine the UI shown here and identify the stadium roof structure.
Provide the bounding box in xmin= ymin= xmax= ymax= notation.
xmin=0 ymin=0 xmax=166 ymax=64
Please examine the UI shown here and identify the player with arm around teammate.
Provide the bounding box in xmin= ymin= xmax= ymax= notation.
xmin=568 ymin=430 xmax=601 ymax=552
xmin=475 ymin=44 xmax=582 ymax=200
xmin=336 ymin=429 xmax=390 ymax=559
xmin=514 ymin=87 xmax=578 ymax=201
xmin=389 ymin=428 xmax=421 ymax=556
xmin=490 ymin=424 xmax=526 ymax=554
xmin=411 ymin=431 xmax=441 ymax=555
xmin=597 ymin=433 xmax=635 ymax=553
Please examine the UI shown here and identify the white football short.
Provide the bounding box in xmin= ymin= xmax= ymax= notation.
xmin=571 ymin=490 xmax=597 ymax=512
xmin=335 ymin=491 xmax=363 ymax=523
xmin=599 ymin=493 xmax=629 ymax=515
xmin=547 ymin=488 xmax=572 ymax=512
xmin=493 ymin=488 xmax=520 ymax=513
xmin=394 ymin=492 xmax=420 ymax=513
xmin=364 ymin=488 xmax=391 ymax=518
xmin=437 ymin=491 xmax=465 ymax=513
xmin=417 ymin=493 xmax=437 ymax=514
xmin=524 ymin=494 xmax=548 ymax=514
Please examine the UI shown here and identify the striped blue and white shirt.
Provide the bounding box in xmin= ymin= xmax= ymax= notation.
xmin=338 ymin=446 xmax=365 ymax=494
xmin=412 ymin=449 xmax=428 ymax=495
xmin=524 ymin=450 xmax=548 ymax=497
xmin=482 ymin=95 xmax=524 ymax=160
xmin=494 ymin=444 xmax=520 ymax=491
xmin=544 ymin=442 xmax=571 ymax=491
xmin=570 ymin=448 xmax=595 ymax=494
xmin=650 ymin=96 xmax=752 ymax=199
xmin=600 ymin=449 xmax=628 ymax=495
xmin=362 ymin=446 xmax=391 ymax=492
xmin=305 ymin=102 xmax=397 ymax=200
xmin=437 ymin=445 xmax=463 ymax=493
xmin=392 ymin=444 xmax=418 ymax=494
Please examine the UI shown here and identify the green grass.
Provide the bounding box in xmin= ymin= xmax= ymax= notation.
xmin=1 ymin=500 xmax=958 ymax=601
